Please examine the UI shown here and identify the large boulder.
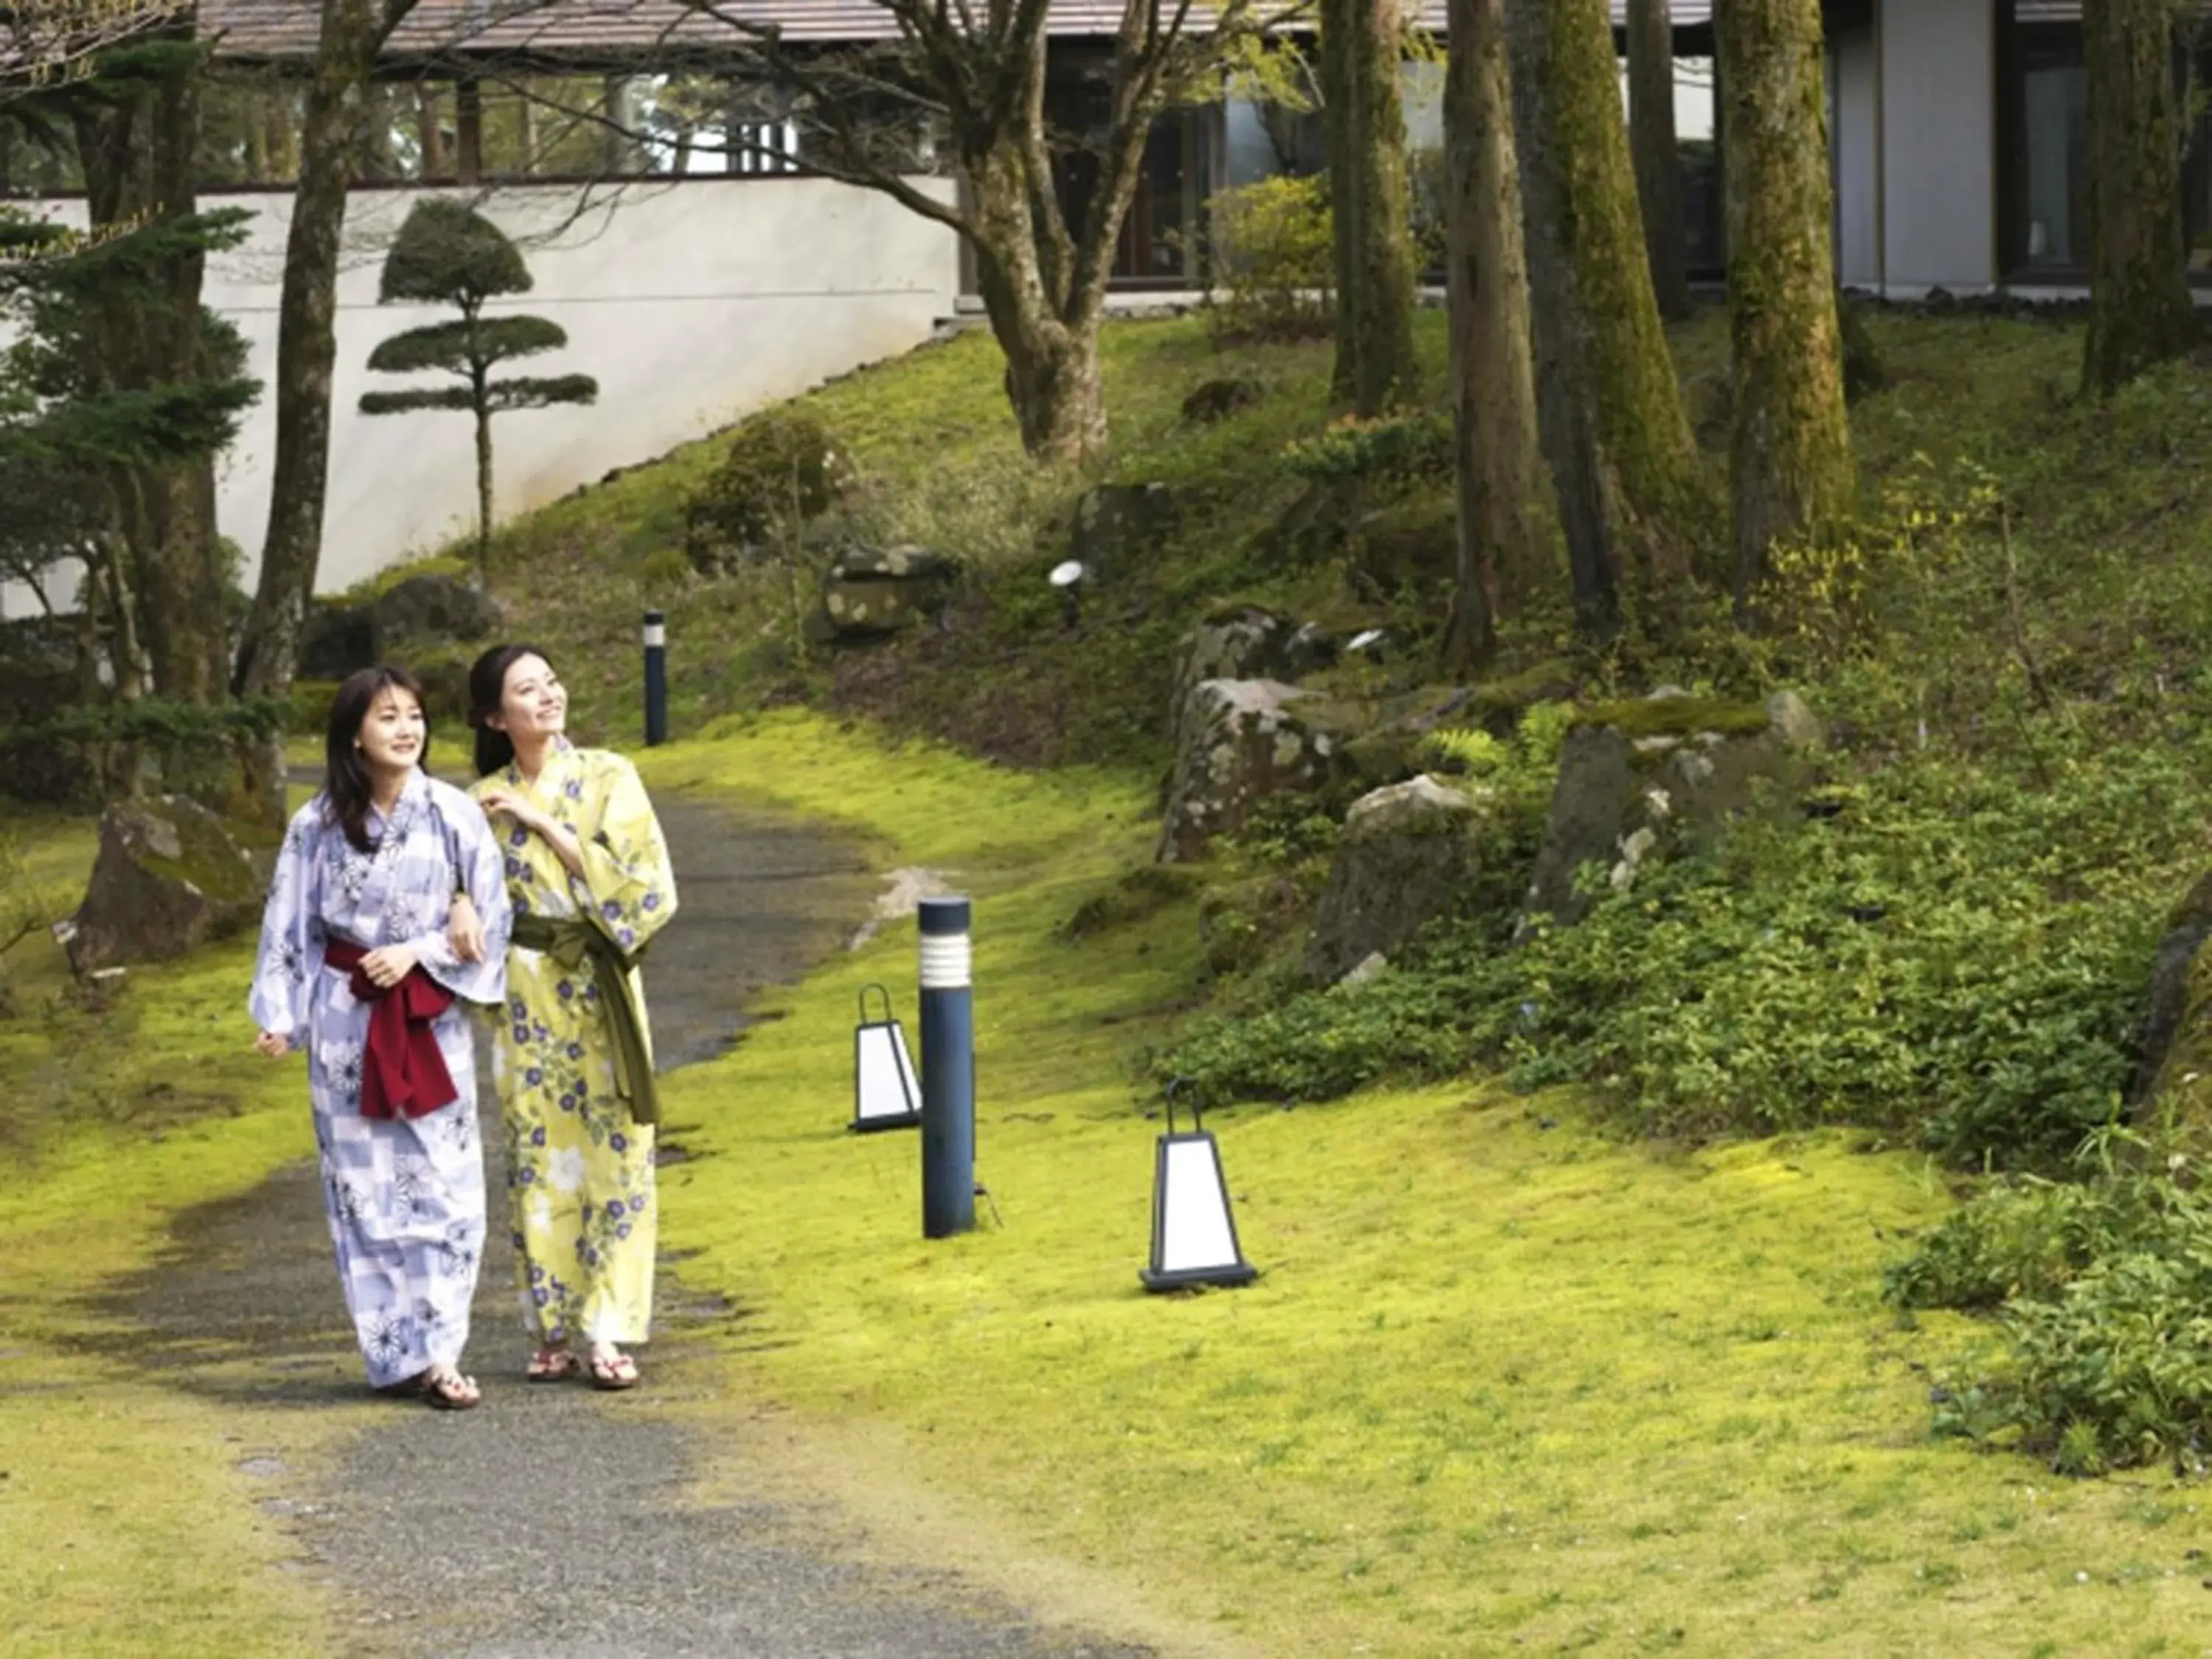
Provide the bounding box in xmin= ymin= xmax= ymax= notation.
xmin=69 ymin=795 xmax=267 ymax=973
xmin=1166 ymin=607 xmax=1335 ymax=740
xmin=1304 ymin=774 xmax=1486 ymax=984
xmin=1518 ymin=691 xmax=1824 ymax=934
xmin=806 ymin=545 xmax=960 ymax=644
xmin=1156 ymin=679 xmax=1349 ymax=863
xmin=2132 ymin=872 xmax=2212 ymax=1127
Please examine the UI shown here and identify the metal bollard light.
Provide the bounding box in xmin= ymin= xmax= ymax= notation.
xmin=918 ymin=895 xmax=975 ymax=1239
xmin=643 ymin=609 xmax=668 ymax=747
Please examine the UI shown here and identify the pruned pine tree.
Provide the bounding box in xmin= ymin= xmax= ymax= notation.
xmin=359 ymin=197 xmax=597 ymax=569
xmin=0 ymin=25 xmax=258 ymax=748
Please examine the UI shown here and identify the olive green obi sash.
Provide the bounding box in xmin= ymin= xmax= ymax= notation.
xmin=509 ymin=913 xmax=658 ymax=1127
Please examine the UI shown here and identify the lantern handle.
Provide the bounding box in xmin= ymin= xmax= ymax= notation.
xmin=858 ymin=982 xmax=894 ymax=1026
xmin=1164 ymin=1077 xmax=1201 ymax=1137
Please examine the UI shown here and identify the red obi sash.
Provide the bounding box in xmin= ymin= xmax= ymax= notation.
xmin=323 ymin=936 xmax=459 ymax=1119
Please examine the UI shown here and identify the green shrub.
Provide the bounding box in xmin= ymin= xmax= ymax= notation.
xmin=1204 ymin=175 xmax=1333 ymax=346
xmin=1282 ymin=410 xmax=1453 ymax=484
xmin=1890 ymin=1139 xmax=2212 ymax=1473
xmin=1155 ymin=737 xmax=2184 ymax=1170
xmin=685 ymin=409 xmax=856 ymax=560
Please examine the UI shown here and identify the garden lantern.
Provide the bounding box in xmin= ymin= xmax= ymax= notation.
xmin=1140 ymin=1082 xmax=1257 ymax=1293
xmin=850 ymin=983 xmax=921 ymax=1133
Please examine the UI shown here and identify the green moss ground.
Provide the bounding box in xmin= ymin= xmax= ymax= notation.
xmin=0 ymin=923 xmax=327 ymax=1655
xmin=630 ymin=714 xmax=2212 ymax=1656
xmin=25 ymin=305 xmax=2212 ymax=1652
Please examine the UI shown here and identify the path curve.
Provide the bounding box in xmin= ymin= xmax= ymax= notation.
xmin=96 ymin=790 xmax=1153 ymax=1659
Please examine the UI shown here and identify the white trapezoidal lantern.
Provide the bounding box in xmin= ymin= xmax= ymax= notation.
xmin=851 ymin=983 xmax=922 ymax=1134
xmin=1140 ymin=1084 xmax=1258 ymax=1293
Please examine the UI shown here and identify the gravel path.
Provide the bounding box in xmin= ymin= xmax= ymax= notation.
xmin=97 ymin=790 xmax=1152 ymax=1659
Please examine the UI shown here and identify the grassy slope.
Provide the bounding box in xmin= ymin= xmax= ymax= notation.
xmin=0 ymin=912 xmax=328 ymax=1655
xmin=633 ymin=714 xmax=2212 ymax=1656
xmin=20 ymin=307 xmax=2212 ymax=1654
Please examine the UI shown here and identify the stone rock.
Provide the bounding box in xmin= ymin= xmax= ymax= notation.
xmin=69 ymin=795 xmax=266 ymax=973
xmin=2132 ymin=870 xmax=2212 ymax=1120
xmin=1304 ymin=775 xmax=1486 ymax=984
xmin=1070 ymin=482 xmax=1178 ymax=580
xmin=374 ymin=573 xmax=501 ymax=647
xmin=807 ymin=545 xmax=960 ymax=644
xmin=1338 ymin=950 xmax=1389 ymax=989
xmin=1156 ymin=679 xmax=1347 ymax=863
xmin=1167 ymin=607 xmax=1335 ymax=740
xmin=1518 ymin=692 xmax=1824 ymax=934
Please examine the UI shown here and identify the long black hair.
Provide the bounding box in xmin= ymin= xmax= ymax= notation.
xmin=467 ymin=642 xmax=554 ymax=778
xmin=324 ymin=666 xmax=429 ymax=853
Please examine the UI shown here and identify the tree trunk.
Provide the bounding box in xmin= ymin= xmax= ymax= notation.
xmin=1506 ymin=0 xmax=1705 ymax=632
xmin=416 ymin=83 xmax=445 ymax=178
xmin=1716 ymin=0 xmax=1855 ymax=600
xmin=961 ymin=129 xmax=1110 ymax=465
xmin=1627 ymin=0 xmax=1691 ymax=321
xmin=72 ymin=29 xmax=232 ymax=710
xmin=232 ymin=0 xmax=410 ymax=824
xmin=1442 ymin=0 xmax=1548 ymax=672
xmin=2081 ymin=0 xmax=2197 ymax=397
xmin=471 ymin=355 xmax=495 ymax=572
xmin=1320 ymin=0 xmax=1421 ymax=414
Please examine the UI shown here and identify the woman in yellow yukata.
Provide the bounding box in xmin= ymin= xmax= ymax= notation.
xmin=462 ymin=643 xmax=678 ymax=1391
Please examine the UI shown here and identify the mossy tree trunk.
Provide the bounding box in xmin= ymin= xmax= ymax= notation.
xmin=1715 ymin=0 xmax=1854 ymax=600
xmin=1505 ymin=0 xmax=1704 ymax=636
xmin=2081 ymin=0 xmax=2198 ymax=397
xmin=1441 ymin=0 xmax=1548 ymax=672
xmin=1320 ymin=0 xmax=1421 ymax=414
xmin=1627 ymin=0 xmax=1691 ymax=322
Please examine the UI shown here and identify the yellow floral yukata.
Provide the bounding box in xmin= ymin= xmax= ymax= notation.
xmin=475 ymin=740 xmax=677 ymax=1349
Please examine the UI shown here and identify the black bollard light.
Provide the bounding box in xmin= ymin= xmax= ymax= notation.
xmin=643 ymin=609 xmax=668 ymax=747
xmin=919 ymin=896 xmax=976 ymax=1239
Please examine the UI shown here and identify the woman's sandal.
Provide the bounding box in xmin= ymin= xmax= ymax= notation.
xmin=415 ymin=1366 xmax=481 ymax=1411
xmin=587 ymin=1349 xmax=639 ymax=1391
xmin=526 ymin=1346 xmax=579 ymax=1382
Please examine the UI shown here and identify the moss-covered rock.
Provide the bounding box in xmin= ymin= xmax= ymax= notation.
xmin=1519 ymin=689 xmax=1823 ymax=932
xmin=1304 ymin=775 xmax=1489 ymax=983
xmin=2131 ymin=870 xmax=2212 ymax=1126
xmin=69 ymin=795 xmax=266 ymax=973
xmin=1156 ymin=679 xmax=1352 ymax=863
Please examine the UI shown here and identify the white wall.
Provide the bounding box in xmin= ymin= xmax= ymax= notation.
xmin=18 ymin=175 xmax=960 ymax=605
xmin=1879 ymin=0 xmax=1997 ymax=292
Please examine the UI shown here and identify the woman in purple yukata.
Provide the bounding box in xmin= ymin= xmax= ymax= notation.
xmin=249 ymin=666 xmax=512 ymax=1410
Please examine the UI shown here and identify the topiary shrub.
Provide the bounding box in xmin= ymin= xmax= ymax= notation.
xmin=684 ymin=409 xmax=856 ymax=573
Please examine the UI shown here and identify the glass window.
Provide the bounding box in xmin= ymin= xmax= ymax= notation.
xmin=2020 ymin=48 xmax=2088 ymax=268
